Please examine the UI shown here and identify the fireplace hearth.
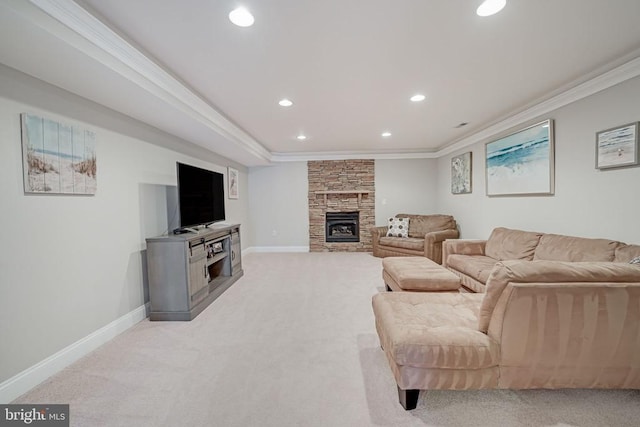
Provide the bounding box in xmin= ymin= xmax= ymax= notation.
xmin=326 ymin=212 xmax=359 ymax=243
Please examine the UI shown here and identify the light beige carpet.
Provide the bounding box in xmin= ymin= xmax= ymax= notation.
xmin=13 ymin=252 xmax=640 ymax=426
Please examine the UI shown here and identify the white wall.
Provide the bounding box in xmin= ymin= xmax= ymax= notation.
xmin=0 ymin=65 xmax=250 ymax=386
xmin=375 ymin=158 xmax=439 ymax=225
xmin=246 ymin=158 xmax=441 ymax=248
xmin=248 ymin=162 xmax=309 ymax=249
xmin=437 ymin=76 xmax=640 ymax=243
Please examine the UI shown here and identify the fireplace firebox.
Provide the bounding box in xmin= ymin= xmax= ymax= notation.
xmin=326 ymin=212 xmax=359 ymax=243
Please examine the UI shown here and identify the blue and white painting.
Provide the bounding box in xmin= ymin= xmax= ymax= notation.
xmin=596 ymin=123 xmax=638 ymax=169
xmin=486 ymin=120 xmax=554 ymax=196
xmin=21 ymin=113 xmax=97 ymax=194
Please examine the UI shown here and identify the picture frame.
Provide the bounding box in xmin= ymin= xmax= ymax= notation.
xmin=451 ymin=151 xmax=472 ymax=194
xmin=21 ymin=113 xmax=97 ymax=195
xmin=595 ymin=122 xmax=639 ymax=170
xmin=485 ymin=119 xmax=554 ymax=197
xmin=228 ymin=167 xmax=239 ymax=199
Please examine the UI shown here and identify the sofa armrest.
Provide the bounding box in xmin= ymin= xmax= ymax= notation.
xmin=424 ymin=229 xmax=460 ymax=264
xmin=424 ymin=229 xmax=459 ymax=244
xmin=371 ymin=226 xmax=388 ymax=238
xmin=370 ymin=226 xmax=388 ymax=256
xmin=479 ymin=260 xmax=640 ymax=333
xmin=442 ymin=239 xmax=487 ymax=268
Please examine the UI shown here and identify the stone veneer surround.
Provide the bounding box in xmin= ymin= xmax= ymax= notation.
xmin=308 ymin=160 xmax=375 ymax=252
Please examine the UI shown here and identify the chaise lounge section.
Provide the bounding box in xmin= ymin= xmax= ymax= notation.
xmin=373 ymin=228 xmax=640 ymax=409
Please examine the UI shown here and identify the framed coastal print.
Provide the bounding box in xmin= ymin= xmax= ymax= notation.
xmin=596 ymin=122 xmax=638 ymax=170
xmin=21 ymin=113 xmax=97 ymax=194
xmin=451 ymin=152 xmax=472 ymax=194
xmin=228 ymin=167 xmax=239 ymax=199
xmin=485 ymin=119 xmax=554 ymax=197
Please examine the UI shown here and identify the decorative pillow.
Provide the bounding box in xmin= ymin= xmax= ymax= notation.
xmin=386 ymin=217 xmax=409 ymax=238
xmin=630 ymin=256 xmax=640 ymax=265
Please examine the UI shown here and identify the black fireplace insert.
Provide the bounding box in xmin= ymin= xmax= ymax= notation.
xmin=325 ymin=211 xmax=359 ymax=242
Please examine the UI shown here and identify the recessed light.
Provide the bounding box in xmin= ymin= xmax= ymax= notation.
xmin=297 ymin=135 xmax=307 ymax=141
xmin=410 ymin=94 xmax=426 ymax=102
xmin=229 ymin=7 xmax=254 ymax=27
xmin=279 ymin=99 xmax=293 ymax=107
xmin=476 ymin=0 xmax=506 ymax=17
xmin=381 ymin=132 xmax=392 ymax=137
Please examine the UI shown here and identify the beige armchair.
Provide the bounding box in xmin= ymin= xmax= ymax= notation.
xmin=371 ymin=214 xmax=459 ymax=264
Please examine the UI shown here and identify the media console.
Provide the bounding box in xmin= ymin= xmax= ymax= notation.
xmin=145 ymin=224 xmax=242 ymax=321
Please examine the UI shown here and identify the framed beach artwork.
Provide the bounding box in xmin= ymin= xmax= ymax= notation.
xmin=21 ymin=113 xmax=97 ymax=195
xmin=485 ymin=119 xmax=554 ymax=197
xmin=228 ymin=167 xmax=239 ymax=199
xmin=596 ymin=122 xmax=638 ymax=170
xmin=451 ymin=152 xmax=472 ymax=194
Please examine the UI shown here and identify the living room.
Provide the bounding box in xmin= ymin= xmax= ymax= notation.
xmin=1 ymin=0 xmax=640 ymax=425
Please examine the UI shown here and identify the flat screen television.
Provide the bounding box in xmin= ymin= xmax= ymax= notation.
xmin=176 ymin=162 xmax=226 ymax=230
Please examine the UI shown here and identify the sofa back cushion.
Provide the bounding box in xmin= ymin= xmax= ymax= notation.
xmin=484 ymin=227 xmax=542 ymax=261
xmin=533 ymin=234 xmax=620 ymax=262
xmin=478 ymin=259 xmax=640 ymax=333
xmin=614 ymin=244 xmax=640 ymax=263
xmin=396 ymin=214 xmax=456 ymax=238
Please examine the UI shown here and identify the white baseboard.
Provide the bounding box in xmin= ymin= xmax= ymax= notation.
xmin=243 ymin=246 xmax=309 ymax=254
xmin=0 ymin=303 xmax=150 ymax=403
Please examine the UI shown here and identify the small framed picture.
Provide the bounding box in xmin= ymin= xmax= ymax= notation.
xmin=228 ymin=167 xmax=239 ymax=199
xmin=596 ymin=122 xmax=639 ymax=170
xmin=451 ymin=152 xmax=472 ymax=194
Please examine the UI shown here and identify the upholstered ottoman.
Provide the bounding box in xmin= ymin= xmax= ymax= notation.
xmin=372 ymin=292 xmax=498 ymax=409
xmin=382 ymin=256 xmax=460 ymax=292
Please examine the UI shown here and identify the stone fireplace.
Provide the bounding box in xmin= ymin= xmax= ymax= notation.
xmin=308 ymin=160 xmax=375 ymax=252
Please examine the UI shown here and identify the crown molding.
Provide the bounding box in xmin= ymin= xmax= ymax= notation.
xmin=24 ymin=0 xmax=272 ymax=163
xmin=435 ymin=55 xmax=640 ymax=157
xmin=15 ymin=1 xmax=640 ymax=165
xmin=270 ymin=150 xmax=439 ymax=162
xmin=271 ymin=55 xmax=640 ymax=163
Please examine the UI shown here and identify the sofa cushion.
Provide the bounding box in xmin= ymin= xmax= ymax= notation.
xmin=614 ymin=244 xmax=640 ymax=263
xmin=447 ymin=254 xmax=497 ymax=284
xmin=397 ymin=214 xmax=456 ymax=238
xmin=533 ymin=234 xmax=620 ymax=262
xmin=379 ymin=236 xmax=424 ymax=251
xmin=372 ymin=292 xmax=498 ymax=369
xmin=387 ymin=217 xmax=409 ymax=237
xmin=382 ymin=257 xmax=460 ymax=291
xmin=478 ymin=260 xmax=640 ymax=333
xmin=485 ymin=227 xmax=542 ymax=261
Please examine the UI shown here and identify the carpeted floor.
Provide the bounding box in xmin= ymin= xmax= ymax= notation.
xmin=13 ymin=252 xmax=640 ymax=426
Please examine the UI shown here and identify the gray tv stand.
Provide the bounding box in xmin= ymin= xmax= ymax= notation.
xmin=145 ymin=224 xmax=243 ymax=321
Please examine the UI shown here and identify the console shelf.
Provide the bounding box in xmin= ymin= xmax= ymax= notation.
xmin=145 ymin=224 xmax=242 ymax=321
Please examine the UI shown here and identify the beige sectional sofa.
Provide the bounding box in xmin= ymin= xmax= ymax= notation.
xmin=373 ymin=227 xmax=640 ymax=409
xmin=443 ymin=227 xmax=640 ymax=293
xmin=371 ymin=214 xmax=459 ymax=264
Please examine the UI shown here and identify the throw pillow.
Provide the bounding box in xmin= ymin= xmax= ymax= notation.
xmin=387 ymin=217 xmax=409 ymax=238
xmin=630 ymin=256 xmax=640 ymax=265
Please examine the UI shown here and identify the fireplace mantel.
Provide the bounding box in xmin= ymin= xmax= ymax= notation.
xmin=314 ymin=190 xmax=371 ymax=206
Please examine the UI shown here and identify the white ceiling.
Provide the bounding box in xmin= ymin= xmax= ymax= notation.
xmin=1 ymin=0 xmax=640 ymax=166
